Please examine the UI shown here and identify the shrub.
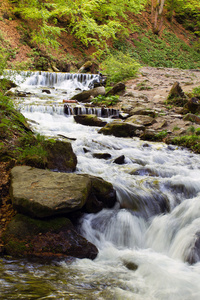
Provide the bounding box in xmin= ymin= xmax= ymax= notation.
xmin=100 ymin=52 xmax=140 ymax=84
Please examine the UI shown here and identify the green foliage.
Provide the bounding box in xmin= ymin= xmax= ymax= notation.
xmin=173 ymin=126 xmax=180 ymax=131
xmin=100 ymin=52 xmax=141 ymax=84
xmin=129 ymin=30 xmax=200 ymax=69
xmin=187 ymin=125 xmax=196 ymax=134
xmin=172 ymin=134 xmax=200 ymax=152
xmin=155 ymin=130 xmax=168 ymax=140
xmin=12 ymin=0 xmax=147 ymax=54
xmin=92 ymin=95 xmax=120 ymax=107
xmin=191 ymin=86 xmax=200 ymax=97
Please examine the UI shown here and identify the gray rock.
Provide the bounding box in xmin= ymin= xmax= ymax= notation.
xmin=126 ymin=115 xmax=156 ymax=126
xmin=10 ymin=166 xmax=116 ymax=218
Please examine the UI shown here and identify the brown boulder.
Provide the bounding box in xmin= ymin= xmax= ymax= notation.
xmin=106 ymin=82 xmax=125 ymax=96
xmin=71 ymin=87 xmax=105 ymax=102
xmin=3 ymin=214 xmax=98 ymax=260
xmin=74 ymin=114 xmax=107 ymax=127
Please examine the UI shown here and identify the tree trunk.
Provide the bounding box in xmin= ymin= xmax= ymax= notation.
xmin=152 ymin=0 xmax=166 ymax=35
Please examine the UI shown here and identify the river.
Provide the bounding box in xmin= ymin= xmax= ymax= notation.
xmin=1 ymin=71 xmax=200 ymax=299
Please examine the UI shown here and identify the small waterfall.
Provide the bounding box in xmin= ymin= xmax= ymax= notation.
xmin=4 ymin=70 xmax=101 ymax=90
xmin=64 ymin=104 xmax=119 ymax=118
xmin=20 ymin=104 xmax=64 ymax=115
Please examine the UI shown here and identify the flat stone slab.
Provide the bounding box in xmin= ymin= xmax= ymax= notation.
xmin=10 ymin=166 xmax=91 ymax=218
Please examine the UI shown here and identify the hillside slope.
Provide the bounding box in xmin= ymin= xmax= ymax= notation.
xmin=0 ymin=0 xmax=199 ymax=72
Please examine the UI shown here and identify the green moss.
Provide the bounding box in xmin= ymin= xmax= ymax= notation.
xmin=171 ymin=135 xmax=200 ymax=153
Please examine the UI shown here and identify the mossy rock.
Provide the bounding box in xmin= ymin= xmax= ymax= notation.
xmin=74 ymin=114 xmax=107 ymax=127
xmin=44 ymin=139 xmax=77 ymax=172
xmin=167 ymin=82 xmax=188 ymax=107
xmin=98 ymin=121 xmax=144 ymax=137
xmin=3 ymin=214 xmax=98 ymax=260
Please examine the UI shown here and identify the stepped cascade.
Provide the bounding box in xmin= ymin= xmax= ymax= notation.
xmin=1 ymin=70 xmax=200 ymax=300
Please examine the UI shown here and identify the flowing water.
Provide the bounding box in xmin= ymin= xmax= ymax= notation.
xmin=1 ymin=71 xmax=200 ymax=299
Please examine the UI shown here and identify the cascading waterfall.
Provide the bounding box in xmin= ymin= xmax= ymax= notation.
xmin=1 ymin=70 xmax=200 ymax=300
xmin=4 ymin=70 xmax=100 ymax=89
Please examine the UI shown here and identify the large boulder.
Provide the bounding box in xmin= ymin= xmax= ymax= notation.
xmin=71 ymin=87 xmax=105 ymax=102
xmin=74 ymin=114 xmax=107 ymax=127
xmin=10 ymin=166 xmax=116 ymax=218
xmin=3 ymin=214 xmax=98 ymax=260
xmin=21 ymin=139 xmax=77 ymax=172
xmin=98 ymin=121 xmax=145 ymax=137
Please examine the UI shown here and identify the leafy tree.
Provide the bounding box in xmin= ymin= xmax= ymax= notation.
xmin=150 ymin=0 xmax=200 ymax=34
xmin=11 ymin=0 xmax=147 ymax=54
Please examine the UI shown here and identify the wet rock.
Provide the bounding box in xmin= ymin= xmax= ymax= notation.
xmin=3 ymin=214 xmax=98 ymax=260
xmin=122 ymin=260 xmax=138 ymax=271
xmin=22 ymin=139 xmax=77 ymax=172
xmin=185 ymin=232 xmax=200 ymax=265
xmin=10 ymin=166 xmax=117 ymax=218
xmin=93 ymin=153 xmax=112 ymax=159
xmin=42 ymin=89 xmax=51 ymax=94
xmin=74 ymin=114 xmax=107 ymax=127
xmin=86 ymin=175 xmax=116 ymax=210
xmin=83 ymin=147 xmax=90 ymax=153
xmin=98 ymin=121 xmax=145 ymax=137
xmin=106 ymin=82 xmax=125 ymax=96
xmin=142 ymin=143 xmax=151 ymax=148
xmin=71 ymin=87 xmax=105 ymax=102
xmin=45 ymin=140 xmax=77 ymax=172
xmin=114 ymin=155 xmax=125 ymax=165
xmin=10 ymin=166 xmax=92 ymax=218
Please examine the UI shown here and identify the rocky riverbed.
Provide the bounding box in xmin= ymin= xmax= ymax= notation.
xmin=1 ymin=66 xmax=200 ymax=259
xmin=119 ymin=67 xmax=200 ymax=137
